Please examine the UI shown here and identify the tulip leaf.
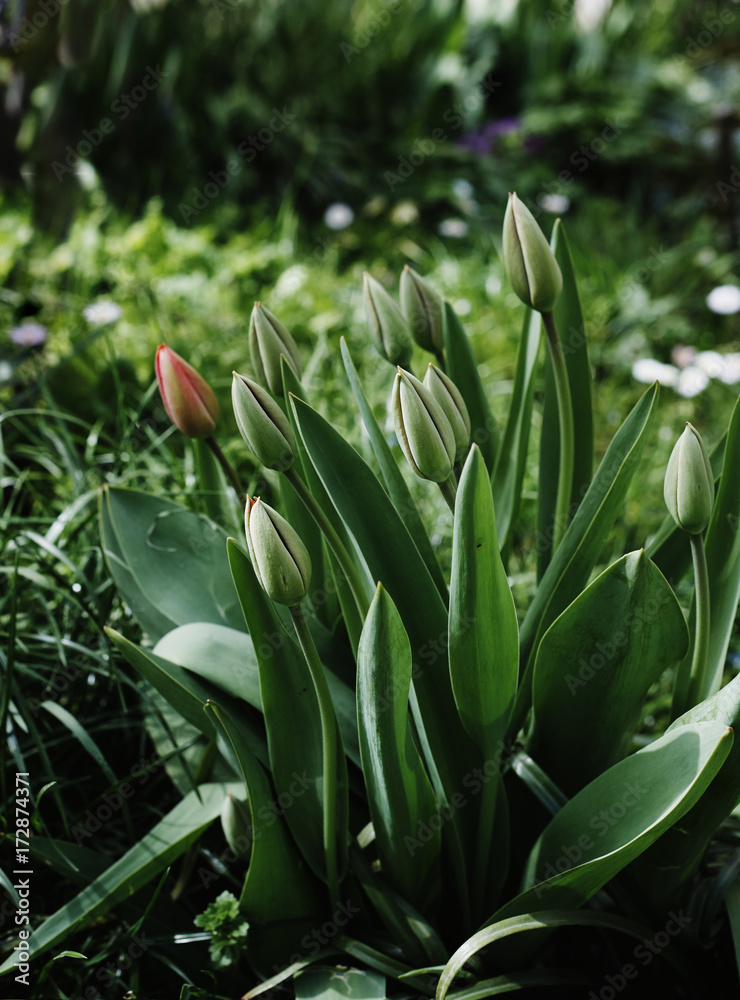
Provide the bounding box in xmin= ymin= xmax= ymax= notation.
xmin=0 ymin=782 xmax=242 ymax=976
xmin=227 ymin=538 xmax=349 ymax=883
xmin=511 ymin=382 xmax=659 ymax=738
xmin=357 ymin=584 xmax=441 ymax=912
xmin=491 ymin=307 xmax=542 ymax=551
xmin=154 ymin=621 xmax=262 ymax=709
xmin=290 ymin=394 xmax=479 ymax=927
xmin=531 ymin=550 xmax=689 ymax=796
xmin=294 ymin=966 xmax=386 ymax=1000
xmin=537 ymin=219 xmax=593 ymax=579
xmin=340 ymin=337 xmax=448 ymax=601
xmin=442 ymin=301 xmax=497 ymax=474
xmin=99 ymin=486 xmax=246 ymax=643
xmin=449 ymin=445 xmax=518 ymax=916
xmin=104 ymin=627 xmax=269 ymax=766
xmin=204 ymin=701 xmax=322 ymax=966
xmin=495 ymin=721 xmax=732 ymax=923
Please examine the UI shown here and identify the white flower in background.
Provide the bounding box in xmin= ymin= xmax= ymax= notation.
xmin=323 ymin=203 xmax=354 ymax=230
xmin=631 ymin=358 xmax=679 ymax=387
xmin=694 ymin=350 xmax=725 ymax=378
xmin=438 ymin=218 xmax=468 ymax=238
xmin=83 ymin=300 xmax=122 ymax=325
xmin=390 ymin=201 xmax=419 ymax=225
xmin=453 ymin=298 xmax=472 ymax=316
xmin=486 ymin=274 xmax=502 ymax=297
xmin=9 ymin=322 xmax=48 ymax=347
xmin=676 ymin=366 xmax=710 ymax=398
xmin=706 ymin=284 xmax=740 ymax=315
xmin=538 ymin=193 xmax=571 ymax=214
xmin=671 ymin=344 xmax=696 ymax=368
xmin=718 ymin=353 xmax=740 ymax=384
xmin=452 ymin=178 xmax=474 ymax=200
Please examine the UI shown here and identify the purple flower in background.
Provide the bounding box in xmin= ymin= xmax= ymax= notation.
xmin=458 ymin=116 xmax=522 ymax=156
xmin=9 ymin=322 xmax=48 ymax=347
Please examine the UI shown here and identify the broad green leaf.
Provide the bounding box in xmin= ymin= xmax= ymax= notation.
xmin=511 ymin=382 xmax=659 ymax=738
xmin=0 ymin=782 xmax=241 ymax=976
xmin=227 ymin=539 xmax=349 ymax=883
xmin=442 ymin=301 xmax=497 ymax=474
xmin=290 ymin=394 xmax=479 ymax=927
xmin=449 ymin=445 xmax=518 ymax=918
xmin=491 ymin=307 xmax=542 ymax=550
xmin=531 ymin=550 xmax=689 ymax=795
xmin=436 ymin=908 xmax=687 ymax=1000
xmin=537 ymin=219 xmax=593 ymax=579
xmin=282 ymin=357 xmax=369 ymax=652
xmin=204 ymin=701 xmax=322 ymax=966
xmin=100 ymin=486 xmax=245 ymax=643
xmin=104 ymin=627 xmax=268 ymax=767
xmin=494 ymin=721 xmax=732 ymax=925
xmin=631 ymin=670 xmax=740 ymax=909
xmin=154 ymin=622 xmax=262 ymax=710
xmin=294 ymin=966 xmax=385 ymax=1000
xmin=357 ymin=584 xmax=440 ymax=911
xmin=341 ymin=337 xmax=448 ymax=601
xmin=675 ymin=395 xmax=740 ymax=707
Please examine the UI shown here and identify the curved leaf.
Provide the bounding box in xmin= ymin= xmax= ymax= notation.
xmin=357 ymin=585 xmax=440 ymax=911
xmin=531 ymin=549 xmax=689 ymax=795
xmin=510 ymin=382 xmax=660 ymax=738
xmin=100 ymin=486 xmax=245 ymax=642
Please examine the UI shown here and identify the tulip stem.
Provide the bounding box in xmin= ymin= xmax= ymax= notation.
xmin=284 ymin=467 xmax=369 ymax=617
xmin=290 ymin=602 xmax=340 ymax=910
xmin=205 ymin=436 xmax=246 ymax=508
xmin=542 ymin=311 xmax=574 ymax=555
xmin=438 ymin=474 xmax=457 ymax=515
xmin=686 ymin=533 xmax=711 ymax=709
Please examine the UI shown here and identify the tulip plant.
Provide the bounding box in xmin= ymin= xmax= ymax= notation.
xmin=6 ymin=197 xmax=740 ymax=998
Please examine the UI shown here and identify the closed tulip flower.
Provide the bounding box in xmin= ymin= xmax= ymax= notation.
xmin=423 ymin=363 xmax=470 ymax=462
xmin=249 ymin=303 xmax=302 ymax=397
xmin=400 ymin=265 xmax=444 ymax=355
xmin=364 ymin=272 xmax=413 ymax=368
xmin=502 ymin=192 xmax=562 ymax=313
xmin=664 ymin=422 xmax=714 ymax=534
xmin=246 ymin=497 xmax=311 ymax=606
xmin=155 ymin=344 xmax=219 ymax=438
xmin=232 ymin=372 xmax=295 ymax=471
xmin=392 ymin=367 xmax=456 ymax=482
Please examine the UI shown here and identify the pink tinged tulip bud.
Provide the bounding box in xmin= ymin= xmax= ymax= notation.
xmin=392 ymin=367 xmax=456 ymax=482
xmin=231 ymin=372 xmax=295 ymax=471
xmin=245 ymin=497 xmax=311 ymax=606
xmin=400 ymin=265 xmax=444 ymax=354
xmin=423 ymin=363 xmax=470 ymax=462
xmin=364 ymin=272 xmax=413 ymax=368
xmin=249 ymin=303 xmax=302 ymax=397
xmin=155 ymin=344 xmax=219 ymax=438
xmin=664 ymin=422 xmax=714 ymax=534
xmin=502 ymin=192 xmax=563 ymax=313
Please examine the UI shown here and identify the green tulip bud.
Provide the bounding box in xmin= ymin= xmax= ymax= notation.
xmin=664 ymin=422 xmax=714 ymax=535
xmin=392 ymin=367 xmax=455 ymax=482
xmin=231 ymin=372 xmax=295 ymax=471
xmin=400 ymin=265 xmax=444 ymax=354
xmin=502 ymin=192 xmax=563 ymax=313
xmin=363 ymin=272 xmax=413 ymax=367
xmin=155 ymin=344 xmax=219 ymax=439
xmin=245 ymin=497 xmax=311 ymax=606
xmin=249 ymin=302 xmax=302 ymax=397
xmin=423 ymin=363 xmax=470 ymax=462
xmin=221 ymin=793 xmax=252 ymax=855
